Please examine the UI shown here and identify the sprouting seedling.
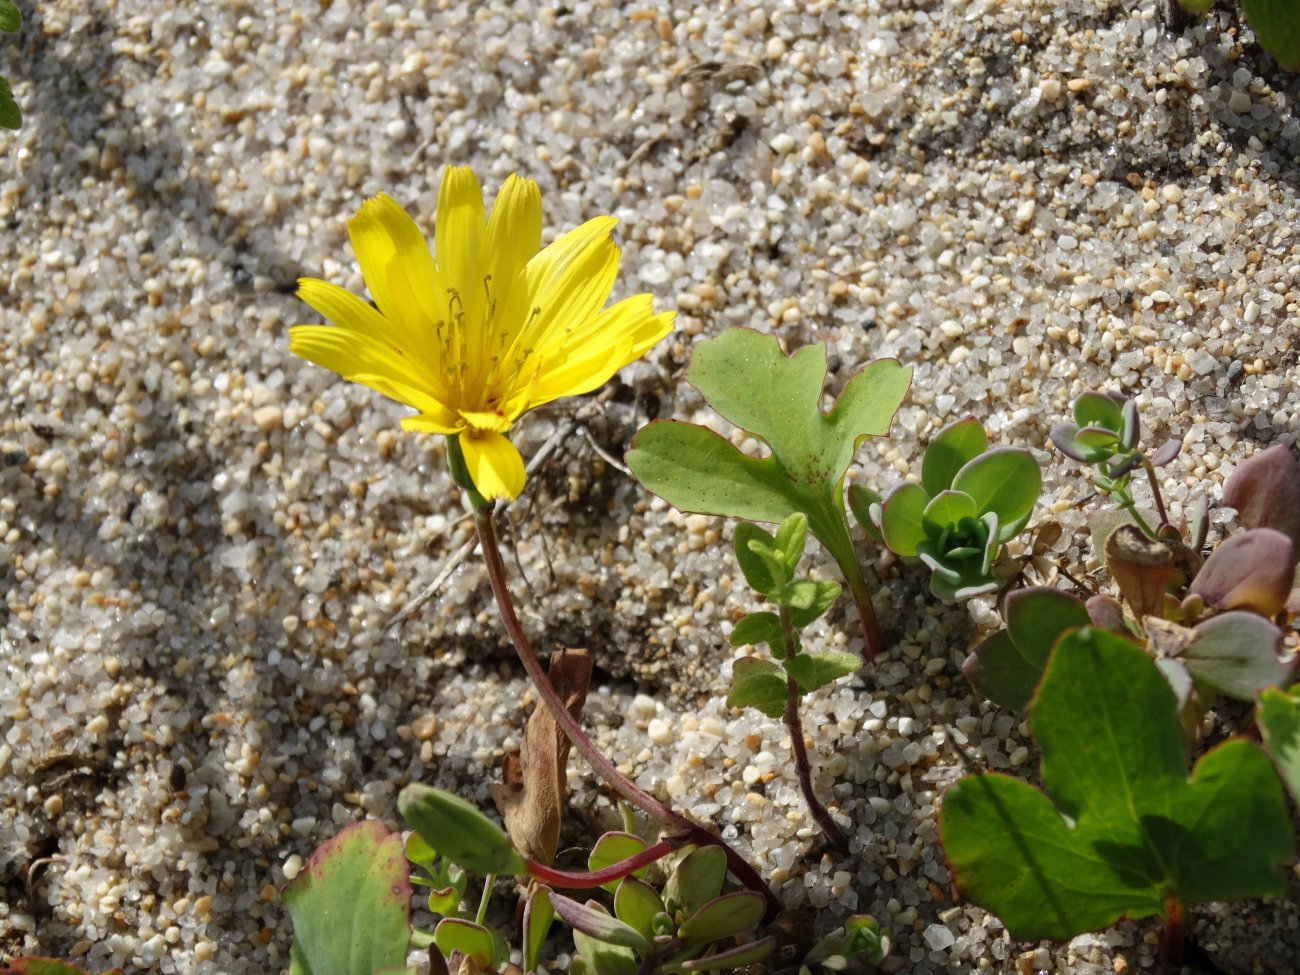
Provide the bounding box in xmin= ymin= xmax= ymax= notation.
xmin=942 ymin=627 xmax=1293 ymax=960
xmin=627 ymin=327 xmax=912 ymax=661
xmin=726 ymin=512 xmax=860 ymax=848
xmin=1050 ymin=392 xmax=1181 ymax=538
xmin=555 ymin=844 xmax=774 ymax=975
xmin=864 ymin=416 xmax=1041 ymax=600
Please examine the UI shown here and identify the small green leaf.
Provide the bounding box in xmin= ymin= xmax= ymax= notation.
xmin=734 ymin=522 xmax=780 ymax=594
xmin=843 ymin=915 xmax=890 ymax=963
xmin=774 ymin=512 xmax=809 ymax=578
xmin=524 ymin=886 xmax=555 ymax=974
xmin=613 ymin=876 xmax=665 ymax=939
xmin=663 ymin=846 xmax=727 ymax=917
xmin=728 ymin=612 xmax=784 ymax=650
xmin=0 ymin=0 xmax=19 ymax=33
xmin=433 ymin=919 xmax=504 ymax=968
xmin=941 ymin=628 xmax=1293 ymax=942
xmin=398 ymin=784 xmax=525 ymax=876
xmin=588 ymin=832 xmax=650 ymax=894
xmin=0 ymin=76 xmax=19 ymax=130
xmin=1258 ymin=686 xmax=1300 ymax=804
xmin=789 ymin=579 xmax=841 ymax=627
xmin=728 ymin=659 xmax=789 ymax=718
xmin=677 ymin=891 xmax=766 ymax=944
xmin=921 ymin=489 xmax=979 ymax=534
xmin=1073 ymin=391 xmax=1124 ymax=431
xmin=922 ymin=416 xmax=988 ymax=495
xmin=879 ymin=481 xmax=929 ymax=557
xmin=403 ymin=833 xmax=466 ymax=917
xmin=951 ymin=447 xmax=1040 ymax=529
xmin=784 ymin=651 xmax=860 ymax=693
xmin=1243 ymin=0 xmax=1300 ymax=70
xmin=285 ymin=821 xmax=412 ymax=975
xmin=571 ymin=930 xmax=638 ymax=975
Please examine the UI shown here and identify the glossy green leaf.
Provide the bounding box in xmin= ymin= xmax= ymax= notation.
xmin=523 ymin=886 xmax=554 ymax=974
xmin=0 ymin=1 xmax=19 ymax=33
xmin=627 ymin=329 xmax=910 ymax=646
xmin=1243 ymin=0 xmax=1300 ymax=69
xmin=613 ymin=877 xmax=665 ymax=940
xmin=727 ymin=658 xmax=789 ymax=718
xmin=571 ymin=930 xmax=638 ymax=975
xmin=678 ymin=891 xmax=766 ymax=944
xmin=783 ymin=651 xmax=861 ymax=694
xmin=398 ymin=784 xmax=525 ymax=877
xmin=1179 ymin=610 xmax=1288 ymax=701
xmin=285 ymin=821 xmax=412 ymax=975
xmin=941 ymin=628 xmax=1293 ymax=942
xmin=733 ymin=522 xmax=781 ymax=594
xmin=403 ymin=833 xmax=466 ymax=916
xmin=952 ymin=447 xmax=1040 ymax=529
xmin=663 ymin=846 xmax=727 ymax=918
xmin=921 ymin=417 xmax=988 ymax=496
xmin=728 ymin=612 xmax=784 ymax=650
xmin=920 ymin=489 xmax=978 ymax=533
xmin=1258 ymin=686 xmax=1300 ymax=803
xmin=1073 ymin=391 xmax=1124 ymax=431
xmin=588 ymin=832 xmax=650 ymax=894
xmin=879 ymin=481 xmax=929 ymax=557
xmin=433 ymin=919 xmax=504 ymax=969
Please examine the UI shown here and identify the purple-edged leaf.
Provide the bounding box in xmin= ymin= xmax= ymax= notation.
xmin=678 ymin=891 xmax=766 ymax=944
xmin=1190 ymin=528 xmax=1296 ymax=617
xmin=1150 ymin=439 xmax=1182 ymax=467
xmin=285 ymin=821 xmax=412 ymax=975
xmin=1050 ymin=423 xmax=1090 ymax=462
xmin=963 ymin=588 xmax=1090 ymax=710
xmin=879 ymin=481 xmax=929 ymax=557
xmin=680 ymin=937 xmax=776 ymax=971
xmin=1075 ymin=426 xmax=1122 ymax=453
xmin=1258 ymin=687 xmax=1300 ymax=804
xmin=612 ymin=877 xmax=665 ymax=940
xmin=1085 ymin=594 xmax=1128 ymax=634
xmin=953 ymin=448 xmax=1041 ymax=528
xmin=1119 ymin=398 xmax=1140 ymax=448
xmin=1105 ymin=524 xmax=1174 ymax=620
xmin=1073 ymin=391 xmax=1125 ymax=431
xmin=1222 ymin=443 xmax=1300 ymax=548
xmin=1180 ymin=611 xmax=1289 ymax=701
xmin=922 ymin=416 xmax=988 ymax=496
xmin=941 ymin=628 xmax=1293 ymax=943
xmin=550 ymin=894 xmax=652 ymax=952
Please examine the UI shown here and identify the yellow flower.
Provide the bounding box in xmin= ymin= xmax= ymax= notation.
xmin=290 ymin=167 xmax=674 ymax=501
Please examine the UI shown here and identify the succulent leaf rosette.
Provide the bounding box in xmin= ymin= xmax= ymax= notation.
xmin=879 ymin=417 xmax=1040 ymax=599
xmin=1049 ymin=391 xmax=1143 ymax=480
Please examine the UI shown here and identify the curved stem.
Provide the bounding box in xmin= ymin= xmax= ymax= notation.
xmin=472 ymin=507 xmax=781 ymax=920
xmin=779 ymin=608 xmax=849 ymax=851
xmin=525 ymin=839 xmax=675 ymax=890
xmin=1140 ymin=456 xmax=1172 ymax=532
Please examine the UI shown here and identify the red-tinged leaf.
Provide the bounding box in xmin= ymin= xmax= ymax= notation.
xmin=1190 ymin=528 xmax=1295 ymax=617
xmin=1222 ymin=443 xmax=1300 ymax=548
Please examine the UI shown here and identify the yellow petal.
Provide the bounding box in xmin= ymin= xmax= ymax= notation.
xmin=289 ymin=325 xmax=450 ymax=417
xmin=484 ymin=174 xmax=542 ymax=307
xmin=500 ymin=215 xmax=620 ymax=360
xmin=401 ymin=411 xmax=462 ymax=435
xmin=434 ymin=166 xmax=487 ymax=326
xmin=459 ymin=409 xmax=513 ymax=434
xmin=346 ymin=195 xmax=444 ymax=360
xmin=460 ymin=429 xmax=526 ymax=501
xmin=528 ymin=299 xmax=674 ymax=406
xmin=298 ymin=277 xmax=426 ymax=364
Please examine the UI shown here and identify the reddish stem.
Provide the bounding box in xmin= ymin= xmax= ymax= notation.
xmin=525 ymin=839 xmax=675 ymax=890
xmin=473 ymin=508 xmax=781 ymax=920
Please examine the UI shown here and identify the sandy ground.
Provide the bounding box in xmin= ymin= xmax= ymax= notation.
xmin=2 ymin=0 xmax=1298 ymax=972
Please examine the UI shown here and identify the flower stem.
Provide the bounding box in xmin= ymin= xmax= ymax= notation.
xmin=525 ymin=839 xmax=675 ymax=890
xmin=779 ymin=607 xmax=850 ymax=851
xmin=1140 ymin=456 xmax=1172 ymax=532
xmin=472 ymin=507 xmax=781 ymax=920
